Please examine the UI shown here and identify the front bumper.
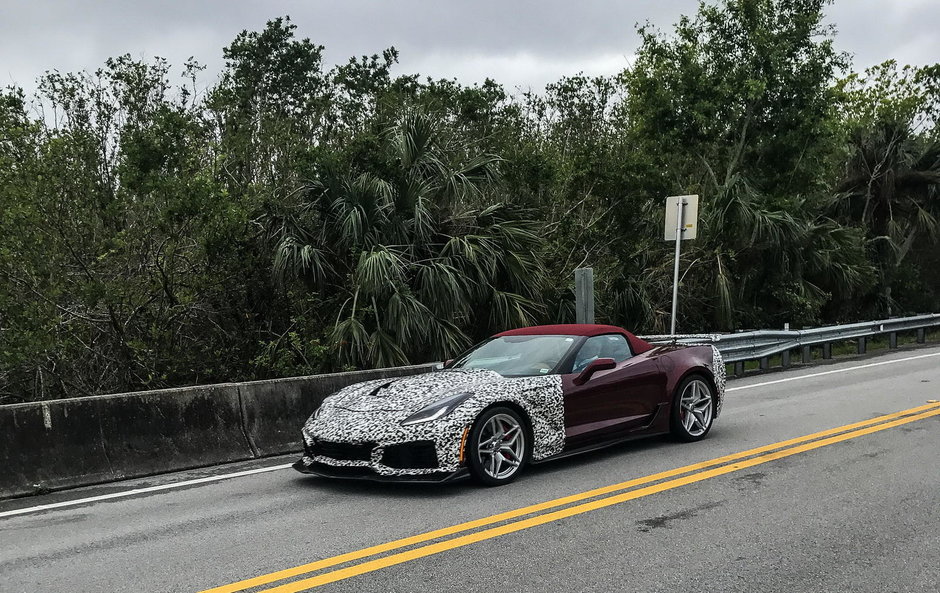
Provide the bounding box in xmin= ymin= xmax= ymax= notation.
xmin=292 ymin=433 xmax=468 ymax=482
xmin=299 ymin=405 xmax=471 ymax=478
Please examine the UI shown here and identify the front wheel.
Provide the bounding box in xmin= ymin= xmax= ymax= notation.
xmin=670 ymin=375 xmax=715 ymax=442
xmin=468 ymin=406 xmax=531 ymax=486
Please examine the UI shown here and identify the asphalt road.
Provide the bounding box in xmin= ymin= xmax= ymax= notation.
xmin=2 ymin=346 xmax=939 ymax=593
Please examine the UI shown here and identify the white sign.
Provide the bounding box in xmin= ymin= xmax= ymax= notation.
xmin=664 ymin=194 xmax=699 ymax=241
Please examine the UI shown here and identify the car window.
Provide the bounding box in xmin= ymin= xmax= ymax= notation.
xmin=450 ymin=335 xmax=579 ymax=376
xmin=572 ymin=334 xmax=633 ymax=372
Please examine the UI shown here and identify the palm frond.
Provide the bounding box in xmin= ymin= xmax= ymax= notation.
xmin=415 ymin=261 xmax=468 ymax=316
xmin=272 ymin=235 xmax=332 ymax=285
xmin=368 ymin=329 xmax=410 ymax=368
xmin=330 ymin=316 xmax=370 ymax=367
xmin=354 ymin=246 xmax=404 ymax=296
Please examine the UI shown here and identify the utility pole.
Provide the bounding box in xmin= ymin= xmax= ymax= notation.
xmin=574 ymin=268 xmax=594 ymax=324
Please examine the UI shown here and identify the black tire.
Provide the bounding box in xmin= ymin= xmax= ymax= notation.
xmin=467 ymin=406 xmax=531 ymax=486
xmin=669 ymin=374 xmax=716 ymax=442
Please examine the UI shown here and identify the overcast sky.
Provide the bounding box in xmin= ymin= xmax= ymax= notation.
xmin=2 ymin=1 xmax=938 ymax=96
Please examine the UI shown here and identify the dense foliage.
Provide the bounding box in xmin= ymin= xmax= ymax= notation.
xmin=2 ymin=2 xmax=938 ymax=402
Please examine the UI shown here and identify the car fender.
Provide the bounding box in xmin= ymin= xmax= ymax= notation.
xmin=443 ymin=375 xmax=566 ymax=462
xmin=659 ymin=345 xmax=726 ymax=418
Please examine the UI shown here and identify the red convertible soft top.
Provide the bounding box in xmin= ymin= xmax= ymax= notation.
xmin=495 ymin=324 xmax=653 ymax=355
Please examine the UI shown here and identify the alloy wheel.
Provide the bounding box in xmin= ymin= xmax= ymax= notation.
xmin=679 ymin=379 xmax=713 ymax=437
xmin=476 ymin=413 xmax=526 ymax=480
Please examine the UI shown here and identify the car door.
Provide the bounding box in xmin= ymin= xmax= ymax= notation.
xmin=562 ymin=334 xmax=668 ymax=448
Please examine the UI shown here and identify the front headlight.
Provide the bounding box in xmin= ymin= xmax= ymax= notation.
xmin=303 ymin=431 xmax=315 ymax=447
xmin=400 ymin=392 xmax=474 ymax=426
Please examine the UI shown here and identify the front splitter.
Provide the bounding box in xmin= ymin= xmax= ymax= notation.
xmin=293 ymin=458 xmax=470 ymax=484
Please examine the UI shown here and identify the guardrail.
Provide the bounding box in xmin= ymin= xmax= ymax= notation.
xmin=642 ymin=314 xmax=940 ymax=375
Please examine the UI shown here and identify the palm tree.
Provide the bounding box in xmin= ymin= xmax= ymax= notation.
xmin=271 ymin=111 xmax=546 ymax=367
xmin=835 ymin=118 xmax=940 ymax=315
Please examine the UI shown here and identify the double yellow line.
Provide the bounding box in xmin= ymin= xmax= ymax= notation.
xmin=202 ymin=402 xmax=940 ymax=593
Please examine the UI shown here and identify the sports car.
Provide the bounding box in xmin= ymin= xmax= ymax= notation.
xmin=293 ymin=324 xmax=725 ymax=486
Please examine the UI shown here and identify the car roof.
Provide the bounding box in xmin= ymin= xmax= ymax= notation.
xmin=494 ymin=324 xmax=653 ymax=354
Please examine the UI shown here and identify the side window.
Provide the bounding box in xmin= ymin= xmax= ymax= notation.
xmin=572 ymin=334 xmax=633 ymax=372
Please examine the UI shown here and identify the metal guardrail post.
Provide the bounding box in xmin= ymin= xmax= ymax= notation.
xmin=889 ymin=332 xmax=898 ymax=349
xmin=781 ymin=350 xmax=791 ymax=368
xmin=823 ymin=343 xmax=832 ymax=359
xmin=802 ymin=346 xmax=811 ymax=363
xmin=857 ymin=337 xmax=866 ymax=355
xmin=734 ymin=362 xmax=744 ymax=376
xmin=917 ymin=328 xmax=926 ymax=343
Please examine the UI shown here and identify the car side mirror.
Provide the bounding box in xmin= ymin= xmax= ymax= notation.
xmin=435 ymin=359 xmax=454 ymax=371
xmin=573 ymin=357 xmax=616 ymax=385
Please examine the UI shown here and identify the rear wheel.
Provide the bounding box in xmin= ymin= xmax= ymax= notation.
xmin=468 ymin=407 xmax=530 ymax=486
xmin=670 ymin=375 xmax=715 ymax=442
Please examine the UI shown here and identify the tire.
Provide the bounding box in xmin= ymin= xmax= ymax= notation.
xmin=467 ymin=406 xmax=531 ymax=486
xmin=670 ymin=374 xmax=715 ymax=442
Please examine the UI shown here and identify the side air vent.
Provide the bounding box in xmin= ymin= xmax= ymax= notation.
xmin=382 ymin=441 xmax=439 ymax=469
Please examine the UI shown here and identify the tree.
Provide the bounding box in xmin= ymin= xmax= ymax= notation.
xmin=618 ymin=0 xmax=868 ymax=330
xmin=627 ymin=0 xmax=847 ymax=199
xmin=0 ymin=88 xmax=54 ymax=402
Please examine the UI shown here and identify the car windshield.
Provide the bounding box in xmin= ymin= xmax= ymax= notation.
xmin=450 ymin=335 xmax=578 ymax=377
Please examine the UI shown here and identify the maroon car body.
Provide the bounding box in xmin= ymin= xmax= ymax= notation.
xmin=494 ymin=324 xmax=723 ymax=455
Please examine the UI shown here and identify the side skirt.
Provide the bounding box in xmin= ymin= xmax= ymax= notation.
xmin=533 ymin=403 xmax=668 ymax=465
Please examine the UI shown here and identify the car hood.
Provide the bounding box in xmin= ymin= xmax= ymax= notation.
xmin=327 ymin=369 xmax=507 ymax=413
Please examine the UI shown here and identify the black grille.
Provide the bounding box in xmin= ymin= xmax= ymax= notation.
xmin=311 ymin=441 xmax=375 ymax=461
xmin=382 ymin=441 xmax=439 ymax=469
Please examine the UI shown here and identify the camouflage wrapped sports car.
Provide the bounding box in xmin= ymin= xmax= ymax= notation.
xmin=294 ymin=324 xmax=725 ymax=486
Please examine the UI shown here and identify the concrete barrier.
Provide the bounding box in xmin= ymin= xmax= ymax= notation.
xmin=0 ymin=384 xmax=255 ymax=498
xmin=0 ymin=398 xmax=113 ymax=497
xmin=0 ymin=364 xmax=435 ymax=499
xmin=96 ymin=384 xmax=254 ymax=480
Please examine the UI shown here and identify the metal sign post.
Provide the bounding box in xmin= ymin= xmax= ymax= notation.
xmin=664 ymin=195 xmax=699 ymax=335
xmin=574 ymin=267 xmax=594 ymax=324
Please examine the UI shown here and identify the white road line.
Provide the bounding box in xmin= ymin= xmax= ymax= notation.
xmin=4 ymin=348 xmax=938 ymax=519
xmin=0 ymin=463 xmax=293 ymax=519
xmin=727 ymin=351 xmax=940 ymax=392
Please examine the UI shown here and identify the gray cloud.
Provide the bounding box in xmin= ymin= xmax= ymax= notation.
xmin=2 ymin=0 xmax=938 ymax=95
